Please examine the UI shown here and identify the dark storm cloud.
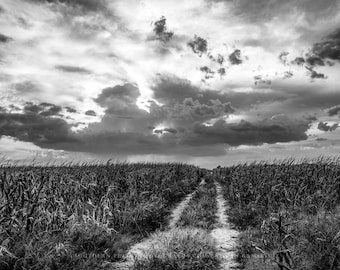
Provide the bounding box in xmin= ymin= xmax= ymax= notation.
xmin=65 ymin=106 xmax=77 ymax=113
xmin=188 ymin=35 xmax=208 ymax=57
xmin=326 ymin=104 xmax=340 ymax=116
xmin=95 ymin=84 xmax=139 ymax=107
xmin=0 ymin=81 xmax=314 ymax=156
xmin=317 ymin=121 xmax=338 ymax=132
xmin=152 ymin=77 xmax=199 ymax=104
xmin=24 ymin=102 xmax=62 ymax=116
xmin=152 ymin=16 xmax=174 ymax=43
xmin=208 ymin=0 xmax=339 ymax=23
xmin=185 ymin=117 xmax=310 ymax=146
xmin=55 ymin=65 xmax=92 ymax=74
xmin=26 ymin=0 xmax=108 ymax=12
xmin=168 ymin=98 xmax=234 ymax=122
xmin=290 ymin=52 xmax=328 ymax=79
xmin=152 ymin=76 xmax=289 ymax=109
xmin=200 ymin=66 xmax=215 ymax=80
xmin=228 ymin=49 xmax=243 ymax=65
xmin=0 ymin=34 xmax=13 ymax=43
xmin=312 ymin=27 xmax=340 ymax=62
xmin=290 ymin=27 xmax=340 ymax=80
xmin=305 ymin=66 xmax=327 ymax=80
xmin=291 ymin=57 xmax=305 ymax=66
xmin=0 ymin=112 xmax=74 ymax=145
xmin=85 ymin=110 xmax=96 ymax=116
xmin=242 ymin=81 xmax=340 ymax=123
xmin=90 ymin=82 xmax=234 ymax=135
xmin=305 ymin=55 xmax=325 ymax=66
xmin=309 ymin=70 xmax=327 ymax=79
xmin=94 ymin=83 xmax=141 ymax=116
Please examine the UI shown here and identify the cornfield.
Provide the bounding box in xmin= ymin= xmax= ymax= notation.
xmin=0 ymin=162 xmax=202 ymax=269
xmin=216 ymin=157 xmax=340 ymax=270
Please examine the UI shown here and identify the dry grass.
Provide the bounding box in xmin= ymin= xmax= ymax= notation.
xmin=131 ymin=228 xmax=219 ymax=270
xmin=177 ymin=178 xmax=217 ymax=230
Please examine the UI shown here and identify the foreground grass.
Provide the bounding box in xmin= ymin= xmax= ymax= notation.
xmin=0 ymin=162 xmax=202 ymax=269
xmin=216 ymin=158 xmax=340 ymax=270
xmin=132 ymin=228 xmax=219 ymax=270
xmin=177 ymin=178 xmax=217 ymax=230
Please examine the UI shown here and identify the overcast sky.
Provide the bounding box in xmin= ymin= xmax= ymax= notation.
xmin=0 ymin=0 xmax=340 ymax=168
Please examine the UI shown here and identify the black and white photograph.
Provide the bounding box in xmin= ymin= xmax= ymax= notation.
xmin=0 ymin=0 xmax=340 ymax=269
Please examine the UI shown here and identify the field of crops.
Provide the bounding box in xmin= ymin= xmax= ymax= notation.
xmin=1 ymin=158 xmax=340 ymax=270
xmin=0 ymin=162 xmax=202 ymax=269
xmin=215 ymin=158 xmax=340 ymax=270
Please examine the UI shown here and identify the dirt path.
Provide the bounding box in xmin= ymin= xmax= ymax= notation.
xmin=211 ymin=181 xmax=239 ymax=270
xmin=111 ymin=179 xmax=203 ymax=269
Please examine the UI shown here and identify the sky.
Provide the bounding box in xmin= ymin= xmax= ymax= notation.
xmin=0 ymin=0 xmax=340 ymax=168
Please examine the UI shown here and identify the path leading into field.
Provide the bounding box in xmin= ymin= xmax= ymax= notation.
xmin=168 ymin=179 xmax=205 ymax=229
xmin=112 ymin=179 xmax=203 ymax=269
xmin=211 ymin=181 xmax=240 ymax=269
xmin=111 ymin=179 xmax=240 ymax=270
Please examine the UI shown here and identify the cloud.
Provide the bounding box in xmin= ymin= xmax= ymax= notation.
xmin=13 ymin=81 xmax=42 ymax=94
xmin=168 ymin=97 xmax=234 ymax=123
xmin=188 ymin=35 xmax=208 ymax=57
xmin=228 ymin=49 xmax=243 ymax=65
xmin=94 ymin=83 xmax=141 ymax=116
xmin=152 ymin=16 xmax=174 ymax=43
xmin=26 ymin=0 xmax=108 ymax=12
xmin=0 ymin=81 xmax=313 ymax=157
xmin=305 ymin=66 xmax=327 ymax=79
xmin=55 ymin=65 xmax=92 ymax=74
xmin=200 ymin=66 xmax=215 ymax=80
xmin=326 ymin=104 xmax=340 ymax=116
xmin=209 ymin=0 xmax=340 ymax=24
xmin=253 ymin=75 xmax=271 ymax=85
xmin=152 ymin=75 xmax=289 ymax=109
xmin=290 ymin=27 xmax=340 ymax=79
xmin=23 ymin=102 xmax=62 ymax=117
xmin=85 ymin=110 xmax=96 ymax=116
xmin=0 ymin=33 xmax=12 ymax=43
xmin=317 ymin=121 xmax=338 ymax=132
xmin=2 ymin=0 xmax=340 ymax=162
xmin=186 ymin=116 xmax=310 ymax=146
xmin=312 ymin=27 xmax=340 ymax=62
xmin=154 ymin=127 xmax=177 ymax=135
xmin=279 ymin=51 xmax=289 ymax=65
xmin=0 ymin=112 xmax=74 ymax=146
xmin=305 ymin=55 xmax=325 ymax=66
xmin=65 ymin=106 xmax=77 ymax=113
xmin=291 ymin=57 xmax=305 ymax=66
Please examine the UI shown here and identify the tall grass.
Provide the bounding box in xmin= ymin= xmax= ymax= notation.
xmin=0 ymin=162 xmax=203 ymax=269
xmin=177 ymin=178 xmax=217 ymax=230
xmin=216 ymin=157 xmax=340 ymax=270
